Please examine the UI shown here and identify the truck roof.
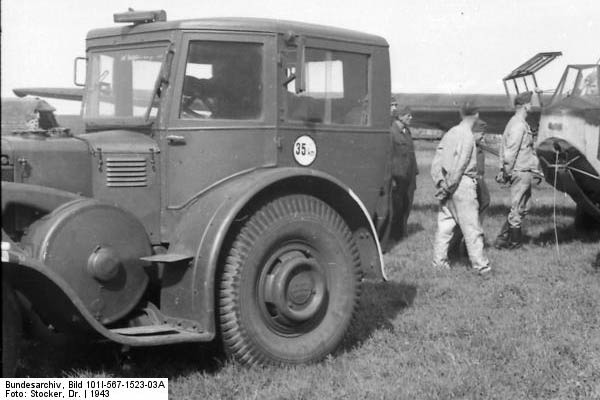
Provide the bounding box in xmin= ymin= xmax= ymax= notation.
xmin=87 ymin=17 xmax=388 ymax=47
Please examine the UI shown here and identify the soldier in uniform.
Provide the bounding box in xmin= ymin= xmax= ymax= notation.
xmin=448 ymin=118 xmax=490 ymax=259
xmin=494 ymin=91 xmax=540 ymax=249
xmin=431 ymin=102 xmax=491 ymax=275
xmin=473 ymin=119 xmax=491 ymax=221
xmin=389 ymin=104 xmax=418 ymax=241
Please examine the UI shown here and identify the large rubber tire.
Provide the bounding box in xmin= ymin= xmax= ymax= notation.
xmin=2 ymin=280 xmax=22 ymax=377
xmin=219 ymin=194 xmax=362 ymax=365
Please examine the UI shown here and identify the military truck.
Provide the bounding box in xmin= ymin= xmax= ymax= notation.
xmin=1 ymin=9 xmax=395 ymax=375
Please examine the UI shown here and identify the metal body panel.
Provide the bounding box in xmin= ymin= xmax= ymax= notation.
xmin=162 ymin=127 xmax=277 ymax=210
xmin=159 ymin=31 xmax=279 ymax=230
xmin=159 ymin=167 xmax=384 ymax=338
xmin=87 ymin=17 xmax=389 ymax=47
xmin=537 ymin=114 xmax=600 ymax=220
xmin=79 ymin=131 xmax=162 ymax=241
xmin=2 ymin=239 xmax=210 ymax=345
xmin=1 ymin=135 xmax=92 ymax=195
xmin=20 ymin=199 xmax=151 ymax=324
xmin=276 ymin=126 xmax=390 ymax=212
xmin=1 ymin=182 xmax=83 ymax=215
xmin=275 ymin=36 xmax=391 ymax=213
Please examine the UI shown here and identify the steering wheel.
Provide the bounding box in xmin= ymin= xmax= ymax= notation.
xmin=181 ymin=95 xmax=211 ymax=119
xmin=181 ymin=76 xmax=217 ymax=118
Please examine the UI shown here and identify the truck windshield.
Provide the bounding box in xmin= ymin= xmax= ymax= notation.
xmin=84 ymin=45 xmax=167 ymax=120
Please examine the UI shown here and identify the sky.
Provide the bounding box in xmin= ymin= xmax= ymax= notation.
xmin=1 ymin=0 xmax=599 ymax=113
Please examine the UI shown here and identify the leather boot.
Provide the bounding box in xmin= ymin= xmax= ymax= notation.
xmin=508 ymin=226 xmax=522 ymax=249
xmin=494 ymin=220 xmax=510 ymax=249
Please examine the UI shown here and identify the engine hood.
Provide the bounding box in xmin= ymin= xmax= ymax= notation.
xmin=1 ymin=130 xmax=160 ymax=198
xmin=77 ymin=130 xmax=160 ymax=154
xmin=1 ymin=133 xmax=93 ymax=196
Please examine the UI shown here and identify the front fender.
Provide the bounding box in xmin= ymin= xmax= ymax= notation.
xmin=159 ymin=167 xmax=386 ymax=338
xmin=2 ymin=232 xmax=203 ymax=346
xmin=1 ymin=182 xmax=83 ymax=215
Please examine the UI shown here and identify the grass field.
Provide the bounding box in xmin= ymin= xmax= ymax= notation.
xmin=17 ymin=140 xmax=600 ymax=399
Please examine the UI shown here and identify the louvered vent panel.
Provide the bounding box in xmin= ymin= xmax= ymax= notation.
xmin=106 ymin=156 xmax=147 ymax=187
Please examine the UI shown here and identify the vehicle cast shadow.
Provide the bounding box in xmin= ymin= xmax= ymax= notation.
xmin=529 ymin=223 xmax=600 ymax=245
xmin=17 ymin=282 xmax=417 ymax=377
xmin=338 ymin=280 xmax=417 ymax=353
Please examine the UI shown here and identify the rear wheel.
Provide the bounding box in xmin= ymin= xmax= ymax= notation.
xmin=2 ymin=280 xmax=22 ymax=377
xmin=219 ymin=194 xmax=362 ymax=365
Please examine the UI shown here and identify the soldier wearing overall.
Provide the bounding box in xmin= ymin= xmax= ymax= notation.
xmin=494 ymin=91 xmax=540 ymax=249
xmin=448 ymin=118 xmax=490 ymax=259
xmin=431 ymin=102 xmax=491 ymax=275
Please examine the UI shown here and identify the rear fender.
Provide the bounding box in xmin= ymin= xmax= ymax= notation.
xmin=160 ymin=167 xmax=386 ymax=339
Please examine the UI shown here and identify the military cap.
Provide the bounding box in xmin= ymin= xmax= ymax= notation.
xmin=472 ymin=118 xmax=487 ymax=133
xmin=460 ymin=100 xmax=479 ymax=117
xmin=391 ymin=105 xmax=412 ymax=119
xmin=398 ymin=105 xmax=412 ymax=116
xmin=514 ymin=91 xmax=533 ymax=106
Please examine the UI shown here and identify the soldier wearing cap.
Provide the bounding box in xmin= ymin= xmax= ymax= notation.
xmin=494 ymin=91 xmax=540 ymax=249
xmin=388 ymin=104 xmax=418 ymax=241
xmin=430 ymin=101 xmax=491 ymax=275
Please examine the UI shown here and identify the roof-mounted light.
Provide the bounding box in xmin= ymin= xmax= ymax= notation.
xmin=114 ymin=9 xmax=167 ymax=24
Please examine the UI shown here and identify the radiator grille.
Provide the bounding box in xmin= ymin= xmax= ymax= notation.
xmin=105 ymin=156 xmax=147 ymax=187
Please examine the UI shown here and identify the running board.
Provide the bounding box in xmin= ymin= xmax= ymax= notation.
xmin=109 ymin=325 xmax=211 ymax=345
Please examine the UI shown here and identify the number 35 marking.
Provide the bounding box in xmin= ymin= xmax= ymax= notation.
xmin=293 ymin=135 xmax=317 ymax=166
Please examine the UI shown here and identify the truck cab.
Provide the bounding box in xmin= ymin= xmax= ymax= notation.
xmin=2 ymin=10 xmax=394 ymax=374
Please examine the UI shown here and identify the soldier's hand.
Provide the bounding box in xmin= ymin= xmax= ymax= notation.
xmin=434 ymin=181 xmax=450 ymax=201
xmin=495 ymin=170 xmax=509 ymax=184
xmin=434 ymin=187 xmax=450 ymax=201
xmin=532 ymin=170 xmax=544 ymax=185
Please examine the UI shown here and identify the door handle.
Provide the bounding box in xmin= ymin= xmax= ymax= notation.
xmin=166 ymin=135 xmax=186 ymax=145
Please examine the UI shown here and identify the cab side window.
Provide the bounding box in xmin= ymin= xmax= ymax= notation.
xmin=285 ymin=49 xmax=369 ymax=125
xmin=180 ymin=41 xmax=263 ymax=120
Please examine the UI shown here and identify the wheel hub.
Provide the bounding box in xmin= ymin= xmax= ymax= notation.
xmin=263 ymin=250 xmax=326 ymax=324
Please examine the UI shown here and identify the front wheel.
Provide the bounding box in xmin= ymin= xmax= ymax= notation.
xmin=219 ymin=194 xmax=362 ymax=365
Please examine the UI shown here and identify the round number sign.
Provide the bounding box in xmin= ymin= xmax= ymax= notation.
xmin=293 ymin=135 xmax=317 ymax=166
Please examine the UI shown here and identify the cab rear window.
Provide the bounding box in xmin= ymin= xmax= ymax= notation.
xmin=285 ymin=49 xmax=369 ymax=125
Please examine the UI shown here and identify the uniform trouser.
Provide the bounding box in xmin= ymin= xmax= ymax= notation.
xmin=508 ymin=171 xmax=533 ymax=228
xmin=433 ymin=176 xmax=489 ymax=269
xmin=477 ymin=176 xmax=490 ymax=224
xmin=390 ymin=175 xmax=416 ymax=239
xmin=449 ymin=176 xmax=489 ymax=255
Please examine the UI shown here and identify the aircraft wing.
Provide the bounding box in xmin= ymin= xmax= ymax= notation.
xmin=13 ymin=87 xmax=84 ymax=101
xmin=393 ymin=93 xmax=512 ymax=133
xmin=392 ymin=92 xmax=550 ymax=134
xmin=12 ymin=87 xmax=154 ymax=108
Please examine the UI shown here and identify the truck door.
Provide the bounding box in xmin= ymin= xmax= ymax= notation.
xmin=162 ymin=33 xmax=278 ymax=216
